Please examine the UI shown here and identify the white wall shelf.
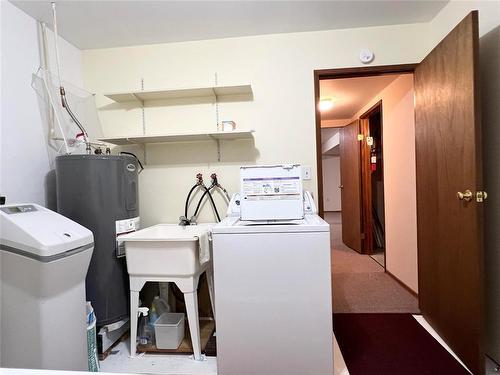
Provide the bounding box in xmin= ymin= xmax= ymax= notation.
xmin=104 ymin=84 xmax=253 ymax=103
xmin=99 ymin=129 xmax=255 ymax=146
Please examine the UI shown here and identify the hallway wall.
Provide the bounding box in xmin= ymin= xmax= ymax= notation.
xmin=352 ymin=74 xmax=418 ymax=293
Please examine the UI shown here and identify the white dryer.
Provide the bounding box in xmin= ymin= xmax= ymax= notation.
xmin=212 ymin=165 xmax=333 ymax=375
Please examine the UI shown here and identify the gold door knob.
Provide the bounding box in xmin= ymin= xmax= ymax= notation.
xmin=457 ymin=190 xmax=473 ymax=201
xmin=339 ymin=185 xmax=344 ymax=189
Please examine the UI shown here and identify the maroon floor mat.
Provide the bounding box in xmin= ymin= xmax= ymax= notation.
xmin=334 ymin=313 xmax=470 ymax=375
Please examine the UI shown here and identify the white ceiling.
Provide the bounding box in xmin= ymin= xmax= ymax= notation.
xmin=10 ymin=1 xmax=448 ymax=50
xmin=320 ymin=74 xmax=406 ymax=120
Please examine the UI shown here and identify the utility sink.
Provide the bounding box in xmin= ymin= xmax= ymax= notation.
xmin=122 ymin=223 xmax=216 ymax=360
xmin=121 ymin=224 xmax=213 ymax=277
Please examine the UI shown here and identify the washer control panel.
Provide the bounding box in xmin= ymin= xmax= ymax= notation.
xmin=0 ymin=205 xmax=38 ymax=215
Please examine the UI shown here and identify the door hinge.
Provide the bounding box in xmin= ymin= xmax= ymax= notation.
xmin=361 ymin=233 xmax=366 ymax=240
xmin=357 ymin=134 xmax=364 ymax=141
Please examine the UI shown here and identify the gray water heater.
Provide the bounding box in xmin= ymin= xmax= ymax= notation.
xmin=55 ymin=154 xmax=139 ymax=327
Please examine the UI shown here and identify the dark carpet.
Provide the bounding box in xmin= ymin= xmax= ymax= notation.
xmin=334 ymin=313 xmax=470 ymax=375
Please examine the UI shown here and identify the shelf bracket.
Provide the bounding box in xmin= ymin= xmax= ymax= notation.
xmin=214 ymin=72 xmax=220 ymax=128
xmin=141 ymin=143 xmax=147 ymax=165
xmin=216 ymin=139 xmax=221 ymax=162
xmin=139 ymin=78 xmax=146 ymax=135
xmin=131 ymin=93 xmax=142 ymax=103
xmin=208 ymin=135 xmax=221 ymax=162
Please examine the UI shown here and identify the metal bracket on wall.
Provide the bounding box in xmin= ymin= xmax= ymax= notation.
xmin=212 ymin=72 xmax=221 ymax=162
xmin=140 ymin=143 xmax=147 ymax=165
xmin=140 ymin=78 xmax=146 ymax=135
xmin=208 ymin=135 xmax=222 ymax=162
xmin=215 ymin=72 xmax=220 ymax=128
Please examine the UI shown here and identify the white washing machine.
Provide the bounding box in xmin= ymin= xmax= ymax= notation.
xmin=0 ymin=203 xmax=94 ymax=370
xmin=212 ymin=165 xmax=333 ymax=375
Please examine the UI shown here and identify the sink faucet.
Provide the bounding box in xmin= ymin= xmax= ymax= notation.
xmin=179 ymin=216 xmax=190 ymax=226
xmin=179 ymin=215 xmax=197 ymax=226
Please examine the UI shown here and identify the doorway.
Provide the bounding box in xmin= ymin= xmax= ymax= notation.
xmin=360 ymin=101 xmax=385 ymax=267
xmin=317 ymin=71 xmax=418 ymax=314
xmin=315 ymin=13 xmax=484 ymax=373
xmin=317 ymin=71 xmax=413 ymax=269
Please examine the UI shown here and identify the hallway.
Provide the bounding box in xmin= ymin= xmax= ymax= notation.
xmin=326 ymin=212 xmax=419 ymax=313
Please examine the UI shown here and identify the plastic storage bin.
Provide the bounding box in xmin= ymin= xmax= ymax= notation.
xmin=153 ymin=312 xmax=185 ymax=349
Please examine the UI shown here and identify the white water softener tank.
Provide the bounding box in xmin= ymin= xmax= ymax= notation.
xmin=0 ymin=203 xmax=94 ymax=370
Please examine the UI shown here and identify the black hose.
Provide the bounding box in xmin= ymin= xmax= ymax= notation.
xmin=185 ymin=184 xmax=200 ymax=218
xmin=194 ymin=184 xmax=221 ymax=222
xmin=206 ymin=186 xmax=221 ymax=222
xmin=120 ymin=152 xmax=144 ymax=173
xmin=193 ymin=184 xmax=214 ymax=218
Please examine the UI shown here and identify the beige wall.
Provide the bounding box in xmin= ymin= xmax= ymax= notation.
xmin=82 ymin=23 xmax=428 ymax=227
xmin=81 ymin=1 xmax=498 ymax=302
xmin=351 ymin=74 xmax=418 ymax=292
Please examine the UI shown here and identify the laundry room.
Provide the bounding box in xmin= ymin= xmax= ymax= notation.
xmin=1 ymin=1 xmax=500 ymax=375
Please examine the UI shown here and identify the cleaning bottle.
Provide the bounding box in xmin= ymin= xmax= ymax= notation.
xmin=146 ymin=303 xmax=158 ymax=346
xmin=149 ymin=304 xmax=159 ymax=324
xmin=137 ymin=307 xmax=150 ymax=346
xmin=152 ymin=295 xmax=170 ymax=317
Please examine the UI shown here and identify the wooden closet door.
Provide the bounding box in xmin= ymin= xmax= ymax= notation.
xmin=340 ymin=120 xmax=363 ymax=252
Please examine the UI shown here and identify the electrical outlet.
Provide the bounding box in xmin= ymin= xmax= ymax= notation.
xmin=302 ymin=166 xmax=312 ymax=180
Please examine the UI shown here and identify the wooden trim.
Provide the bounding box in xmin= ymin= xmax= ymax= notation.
xmin=360 ymin=99 xmax=383 ymax=120
xmin=314 ymin=71 xmax=324 ymax=218
xmin=359 ymin=117 xmax=373 ymax=255
xmin=359 ymin=101 xmax=384 ymax=263
xmin=314 ymin=64 xmax=418 ymax=80
xmin=313 ymin=64 xmax=416 ymax=221
xmin=385 ymin=269 xmax=419 ymax=300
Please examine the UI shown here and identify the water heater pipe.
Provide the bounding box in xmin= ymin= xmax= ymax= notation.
xmin=51 ymin=2 xmax=91 ymax=154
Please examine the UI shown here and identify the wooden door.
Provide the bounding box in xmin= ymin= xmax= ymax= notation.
xmin=415 ymin=11 xmax=484 ymax=374
xmin=359 ymin=117 xmax=373 ymax=255
xmin=340 ymin=120 xmax=362 ymax=252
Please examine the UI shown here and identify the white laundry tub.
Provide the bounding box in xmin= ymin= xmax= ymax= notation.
xmin=121 ymin=224 xmax=213 ymax=277
xmin=120 ymin=223 xmax=216 ymax=359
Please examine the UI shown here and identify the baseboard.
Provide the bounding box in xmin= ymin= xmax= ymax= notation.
xmin=385 ymin=269 xmax=419 ymax=299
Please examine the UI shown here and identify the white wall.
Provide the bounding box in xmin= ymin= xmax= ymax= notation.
xmin=321 ymin=128 xmax=341 ymax=211
xmin=0 ymin=1 xmax=83 ymax=365
xmin=352 ymin=74 xmax=418 ymax=292
xmin=322 ymin=155 xmax=341 ymax=211
xmin=82 ymin=22 xmax=429 ymax=227
xmin=0 ymin=1 xmax=83 ymax=207
xmin=426 ymin=0 xmax=500 ymax=364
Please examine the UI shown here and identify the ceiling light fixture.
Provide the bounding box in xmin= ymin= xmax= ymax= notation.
xmin=319 ymin=98 xmax=334 ymax=112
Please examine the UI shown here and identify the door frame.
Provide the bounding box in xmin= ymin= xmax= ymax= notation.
xmin=359 ymin=100 xmax=384 ymax=261
xmin=314 ymin=64 xmax=418 ymax=218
